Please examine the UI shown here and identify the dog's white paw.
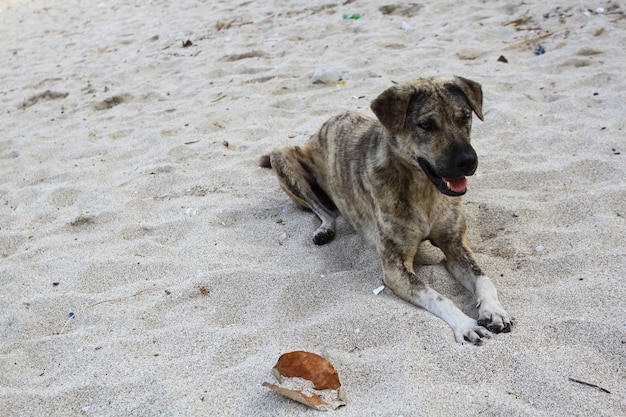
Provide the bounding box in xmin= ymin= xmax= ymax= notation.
xmin=451 ymin=316 xmax=491 ymax=345
xmin=477 ymin=299 xmax=512 ymax=334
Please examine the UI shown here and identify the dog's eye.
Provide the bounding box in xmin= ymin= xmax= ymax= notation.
xmin=418 ymin=121 xmax=435 ymax=131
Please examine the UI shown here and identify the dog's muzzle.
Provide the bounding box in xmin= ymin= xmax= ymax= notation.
xmin=417 ymin=151 xmax=477 ymax=197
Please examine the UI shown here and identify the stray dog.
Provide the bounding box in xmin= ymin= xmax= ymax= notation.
xmin=260 ymin=76 xmax=511 ymax=344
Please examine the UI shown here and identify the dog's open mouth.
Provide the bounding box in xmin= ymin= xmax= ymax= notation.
xmin=417 ymin=158 xmax=467 ymax=197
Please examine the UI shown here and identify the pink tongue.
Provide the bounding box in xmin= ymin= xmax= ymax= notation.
xmin=443 ymin=177 xmax=467 ymax=192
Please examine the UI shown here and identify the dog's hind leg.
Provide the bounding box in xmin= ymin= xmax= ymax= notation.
xmin=267 ymin=147 xmax=337 ymax=245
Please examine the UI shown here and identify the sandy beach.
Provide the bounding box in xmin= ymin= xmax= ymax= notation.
xmin=1 ymin=0 xmax=624 ymax=415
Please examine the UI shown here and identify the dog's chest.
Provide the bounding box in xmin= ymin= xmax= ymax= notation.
xmin=337 ymin=169 xmax=459 ymax=245
xmin=390 ymin=184 xmax=454 ymax=236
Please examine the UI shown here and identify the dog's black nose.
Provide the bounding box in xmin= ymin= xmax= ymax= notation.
xmin=454 ymin=150 xmax=478 ymax=174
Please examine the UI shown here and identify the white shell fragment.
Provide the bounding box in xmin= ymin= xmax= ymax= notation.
xmin=373 ymin=285 xmax=385 ymax=295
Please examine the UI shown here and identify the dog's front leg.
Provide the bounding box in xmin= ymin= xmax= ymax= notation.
xmin=438 ymin=240 xmax=512 ymax=334
xmin=378 ymin=241 xmax=491 ymax=344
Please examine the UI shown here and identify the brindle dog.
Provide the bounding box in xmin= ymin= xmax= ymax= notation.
xmin=260 ymin=76 xmax=511 ymax=344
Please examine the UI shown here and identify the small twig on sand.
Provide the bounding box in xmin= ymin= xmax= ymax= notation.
xmin=501 ymin=32 xmax=554 ymax=50
xmin=568 ymin=378 xmax=611 ymax=394
xmin=57 ymin=288 xmax=153 ymax=335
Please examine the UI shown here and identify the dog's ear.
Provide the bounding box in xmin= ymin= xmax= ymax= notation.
xmin=452 ymin=76 xmax=484 ymax=121
xmin=370 ymin=84 xmax=415 ymax=133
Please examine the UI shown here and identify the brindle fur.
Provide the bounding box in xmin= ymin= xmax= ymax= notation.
xmin=261 ymin=76 xmax=511 ymax=344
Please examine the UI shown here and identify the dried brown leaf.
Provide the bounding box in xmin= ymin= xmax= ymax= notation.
xmin=273 ymin=351 xmax=340 ymax=390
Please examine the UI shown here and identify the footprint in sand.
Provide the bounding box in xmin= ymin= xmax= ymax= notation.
xmin=379 ymin=4 xmax=423 ymax=17
xmin=93 ymin=93 xmax=132 ymax=110
xmin=221 ymin=50 xmax=267 ymax=62
xmin=20 ymin=90 xmax=69 ymax=109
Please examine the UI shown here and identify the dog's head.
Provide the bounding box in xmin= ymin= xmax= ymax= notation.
xmin=371 ymin=76 xmax=483 ymax=197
